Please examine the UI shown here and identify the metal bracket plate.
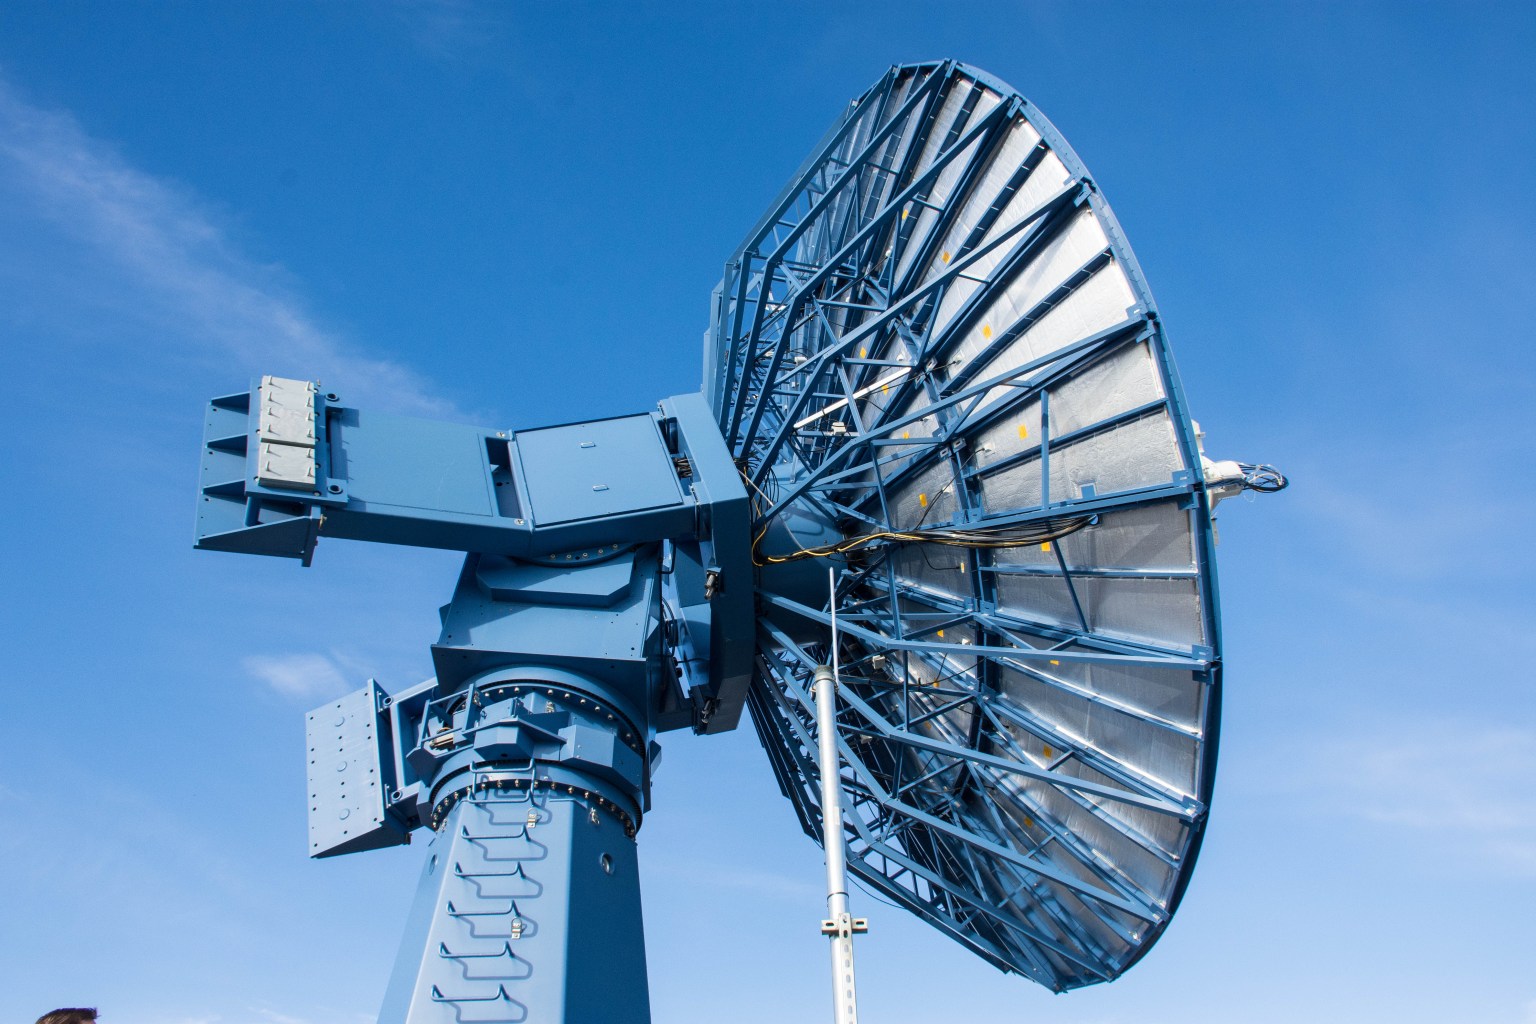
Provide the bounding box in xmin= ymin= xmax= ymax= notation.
xmin=305 ymin=681 xmax=409 ymax=858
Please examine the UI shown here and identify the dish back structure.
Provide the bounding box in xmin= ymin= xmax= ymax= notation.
xmin=709 ymin=61 xmax=1222 ymax=990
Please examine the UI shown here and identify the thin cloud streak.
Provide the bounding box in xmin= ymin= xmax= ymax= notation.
xmin=1299 ymin=722 xmax=1536 ymax=876
xmin=0 ymin=76 xmax=457 ymax=419
xmin=253 ymin=1010 xmax=315 ymax=1024
xmin=244 ymin=649 xmax=432 ymax=701
xmin=250 ymin=1009 xmax=373 ymax=1024
xmin=385 ymin=0 xmax=511 ymax=62
xmin=243 ymin=652 xmax=353 ymax=701
xmin=1298 ymin=473 xmax=1534 ymax=585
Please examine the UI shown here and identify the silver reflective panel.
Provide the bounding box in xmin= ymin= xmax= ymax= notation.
xmin=708 ymin=62 xmax=1220 ymax=991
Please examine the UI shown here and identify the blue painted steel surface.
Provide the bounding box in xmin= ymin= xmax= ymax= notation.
xmin=517 ymin=414 xmax=685 ymax=526
xmin=655 ymin=394 xmax=754 ymax=734
xmin=197 ymin=389 xmax=323 ymax=564
xmin=195 ymin=390 xmax=750 ymax=735
xmin=327 ymin=561 xmax=661 ymax=1019
xmin=476 ymin=553 xmax=638 ymax=606
xmin=198 ymin=386 xmax=750 ymax=1021
xmin=305 ymin=680 xmax=410 ymax=858
xmin=197 ymin=394 xmax=715 ymax=566
xmin=379 ymin=789 xmax=648 ymax=1024
xmin=431 ymin=548 xmax=663 ymax=702
xmin=335 ymin=409 xmax=497 ymax=516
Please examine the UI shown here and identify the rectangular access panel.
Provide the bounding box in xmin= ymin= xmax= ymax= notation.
xmin=516 ymin=414 xmax=685 ymax=526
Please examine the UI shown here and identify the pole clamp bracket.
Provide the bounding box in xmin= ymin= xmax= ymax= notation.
xmin=820 ymin=912 xmax=869 ymax=937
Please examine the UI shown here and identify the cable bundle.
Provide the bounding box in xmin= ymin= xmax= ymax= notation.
xmin=1239 ymin=463 xmax=1288 ymax=492
xmin=755 ymin=515 xmax=1092 ymax=565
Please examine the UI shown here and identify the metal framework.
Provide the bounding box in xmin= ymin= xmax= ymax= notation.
xmin=190 ymin=60 xmax=1283 ymax=1019
xmin=711 ymin=62 xmax=1226 ymax=990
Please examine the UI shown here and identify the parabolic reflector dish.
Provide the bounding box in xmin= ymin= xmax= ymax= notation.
xmin=706 ymin=60 xmax=1222 ymax=990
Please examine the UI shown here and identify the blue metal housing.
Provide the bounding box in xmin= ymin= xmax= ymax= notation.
xmin=196 ymin=383 xmax=750 ymax=1020
xmin=379 ymin=789 xmax=649 ymax=1023
xmin=197 ymin=388 xmax=751 ymax=737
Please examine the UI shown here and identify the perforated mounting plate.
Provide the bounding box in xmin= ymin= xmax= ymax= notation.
xmin=306 ymin=681 xmax=407 ymax=858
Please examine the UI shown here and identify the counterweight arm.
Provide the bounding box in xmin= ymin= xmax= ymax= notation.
xmin=196 ymin=376 xmax=729 ymax=565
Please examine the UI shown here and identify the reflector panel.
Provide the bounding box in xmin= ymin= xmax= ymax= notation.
xmin=711 ymin=61 xmax=1221 ymax=991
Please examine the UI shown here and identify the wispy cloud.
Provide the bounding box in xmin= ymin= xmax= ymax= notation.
xmin=243 ymin=652 xmax=357 ymax=700
xmin=1319 ymin=579 xmax=1536 ymax=668
xmin=0 ymin=75 xmax=456 ymax=418
xmin=384 ymin=0 xmax=510 ymax=62
xmin=251 ymin=1010 xmax=312 ymax=1024
xmin=1299 ymin=721 xmax=1536 ymax=876
xmin=160 ymin=1008 xmax=369 ymax=1024
xmin=245 ymin=1006 xmax=371 ymax=1024
xmin=1299 ymin=469 xmax=1534 ymax=586
xmin=244 ymin=649 xmax=432 ymax=701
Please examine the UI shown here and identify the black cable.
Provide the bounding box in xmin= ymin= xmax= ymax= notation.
xmin=757 ymin=515 xmax=1092 ymax=565
xmin=1238 ymin=462 xmax=1288 ymax=493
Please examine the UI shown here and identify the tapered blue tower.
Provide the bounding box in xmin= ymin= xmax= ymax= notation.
xmin=200 ymin=385 xmax=751 ymax=1021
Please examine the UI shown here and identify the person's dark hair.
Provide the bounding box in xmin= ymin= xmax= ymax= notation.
xmin=36 ymin=1010 xmax=98 ymax=1024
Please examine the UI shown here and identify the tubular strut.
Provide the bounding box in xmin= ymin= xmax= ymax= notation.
xmin=817 ymin=566 xmax=868 ymax=1024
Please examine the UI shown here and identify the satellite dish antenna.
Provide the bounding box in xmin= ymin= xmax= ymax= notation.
xmin=711 ymin=59 xmax=1289 ymax=992
xmin=192 ymin=60 xmax=1283 ymax=1022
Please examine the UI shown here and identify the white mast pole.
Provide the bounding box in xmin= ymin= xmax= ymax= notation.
xmin=817 ymin=566 xmax=865 ymax=1024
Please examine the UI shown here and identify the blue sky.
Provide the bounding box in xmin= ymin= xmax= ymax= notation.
xmin=1 ymin=3 xmax=1533 ymax=1022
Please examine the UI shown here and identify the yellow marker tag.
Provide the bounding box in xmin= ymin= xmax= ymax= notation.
xmin=1049 ymin=659 xmax=1060 ymax=666
xmin=1043 ymin=744 xmax=1053 ymax=759
xmin=859 ymin=346 xmax=867 ymax=358
xmin=918 ymin=493 xmax=928 ymax=508
xmin=982 ymin=324 xmax=993 ymax=340
xmin=901 ymin=208 xmax=909 ymax=220
xmin=1040 ymin=541 xmax=1051 ymax=552
xmin=1018 ymin=424 xmax=1028 ymax=439
xmin=1024 ymin=815 xmax=1035 ymax=829
xmin=882 ymin=384 xmax=889 ymax=394
xmin=902 ymin=431 xmax=910 ymax=439
xmin=941 ymin=250 xmax=951 ymax=263
xmin=936 ymin=629 xmax=945 ymax=638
